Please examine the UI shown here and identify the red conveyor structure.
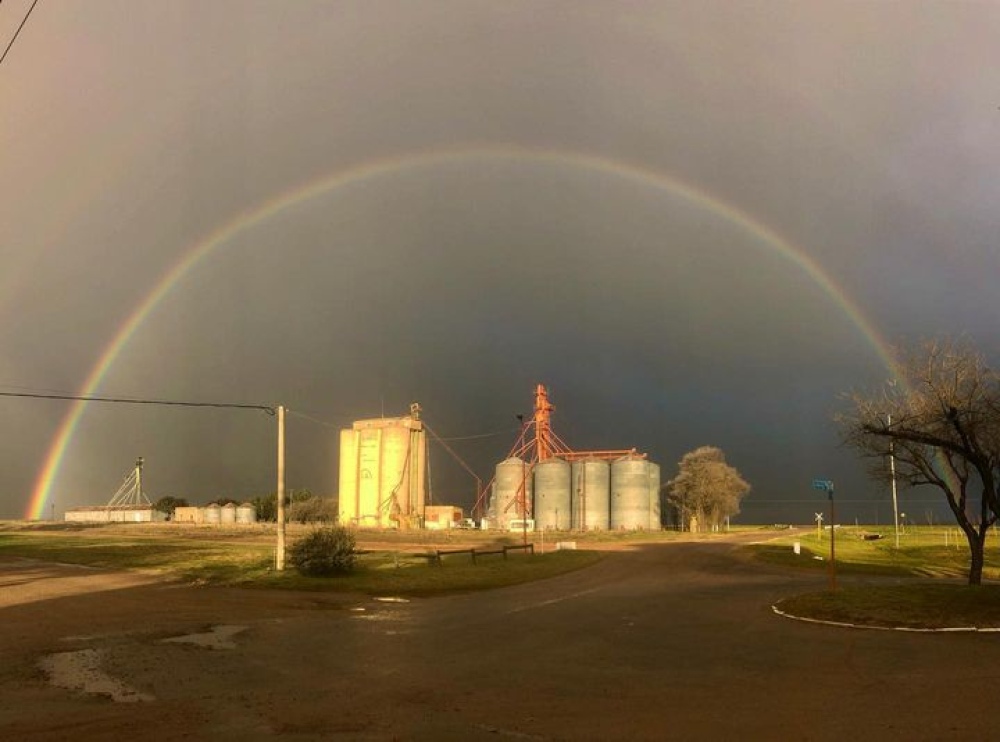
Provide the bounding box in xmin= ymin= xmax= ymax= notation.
xmin=472 ymin=384 xmax=646 ymax=521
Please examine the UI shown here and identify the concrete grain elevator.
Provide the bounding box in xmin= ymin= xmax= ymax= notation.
xmin=338 ymin=404 xmax=427 ymax=528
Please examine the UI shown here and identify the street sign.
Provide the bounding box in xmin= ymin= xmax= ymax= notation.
xmin=811 ymin=479 xmax=837 ymax=590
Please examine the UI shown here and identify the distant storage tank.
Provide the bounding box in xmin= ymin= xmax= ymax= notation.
xmin=571 ymin=459 xmax=611 ymax=530
xmin=220 ymin=503 xmax=237 ymax=524
xmin=236 ymin=503 xmax=257 ymax=524
xmin=204 ymin=503 xmax=221 ymax=524
xmin=611 ymin=457 xmax=653 ymax=529
xmin=534 ymin=458 xmax=571 ymax=530
xmin=493 ymin=457 xmax=533 ymax=530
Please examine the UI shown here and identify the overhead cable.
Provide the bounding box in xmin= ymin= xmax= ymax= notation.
xmin=285 ymin=408 xmax=353 ymax=429
xmin=423 ymin=421 xmax=482 ymax=484
xmin=0 ymin=0 xmax=40 ymax=69
xmin=436 ymin=428 xmax=518 ymax=442
xmin=0 ymin=390 xmax=274 ymax=414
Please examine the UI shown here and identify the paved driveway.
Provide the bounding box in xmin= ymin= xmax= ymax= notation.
xmin=1 ymin=540 xmax=995 ymax=740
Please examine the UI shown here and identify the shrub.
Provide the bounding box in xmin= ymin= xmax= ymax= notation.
xmin=288 ymin=526 xmax=357 ymax=576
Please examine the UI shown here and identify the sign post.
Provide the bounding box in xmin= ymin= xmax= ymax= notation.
xmin=812 ymin=479 xmax=836 ymax=591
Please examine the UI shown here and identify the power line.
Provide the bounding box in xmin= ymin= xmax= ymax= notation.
xmin=284 ymin=408 xmax=347 ymax=429
xmin=423 ymin=421 xmax=483 ymax=487
xmin=0 ymin=382 xmax=77 ymax=395
xmin=0 ymin=0 xmax=40 ymax=69
xmin=437 ymin=428 xmax=518 ymax=442
xmin=0 ymin=390 xmax=274 ymax=414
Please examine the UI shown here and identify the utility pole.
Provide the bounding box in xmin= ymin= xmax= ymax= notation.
xmin=829 ymin=485 xmax=837 ymax=591
xmin=888 ymin=412 xmax=900 ymax=549
xmin=516 ymin=413 xmax=528 ymax=546
xmin=276 ymin=405 xmax=286 ymax=571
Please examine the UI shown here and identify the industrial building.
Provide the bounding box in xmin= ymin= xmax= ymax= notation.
xmin=63 ymin=457 xmax=167 ymax=524
xmin=423 ymin=505 xmax=466 ymax=530
xmin=482 ymin=386 xmax=662 ymax=531
xmin=335 ymin=387 xmax=659 ymax=532
xmin=338 ymin=403 xmax=427 ymax=528
xmin=64 ymin=505 xmax=165 ymax=523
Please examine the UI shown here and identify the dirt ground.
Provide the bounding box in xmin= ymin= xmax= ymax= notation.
xmin=3 ymin=534 xmax=999 ymax=740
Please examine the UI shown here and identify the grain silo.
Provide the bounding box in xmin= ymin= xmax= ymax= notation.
xmin=477 ymin=385 xmax=662 ymax=532
xmin=236 ymin=503 xmax=257 ymax=524
xmin=534 ymin=458 xmax=571 ymax=530
xmin=204 ymin=503 xmax=221 ymax=524
xmin=571 ymin=458 xmax=611 ymax=530
xmin=493 ymin=457 xmax=532 ymax=530
xmin=648 ymin=462 xmax=662 ymax=529
xmin=611 ymin=456 xmax=653 ymax=530
xmin=220 ymin=502 xmax=237 ymax=524
xmin=338 ymin=404 xmax=427 ymax=528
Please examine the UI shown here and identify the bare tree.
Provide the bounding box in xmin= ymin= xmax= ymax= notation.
xmin=665 ymin=446 xmax=750 ymax=532
xmin=838 ymin=338 xmax=1000 ymax=584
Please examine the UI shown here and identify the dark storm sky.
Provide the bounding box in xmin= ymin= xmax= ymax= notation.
xmin=2 ymin=1 xmax=999 ymax=523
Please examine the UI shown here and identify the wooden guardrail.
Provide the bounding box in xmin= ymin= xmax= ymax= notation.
xmin=432 ymin=543 xmax=535 ymax=565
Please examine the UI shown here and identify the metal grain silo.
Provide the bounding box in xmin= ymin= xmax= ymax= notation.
xmin=236 ymin=503 xmax=257 ymax=524
xmin=533 ymin=458 xmax=571 ymax=530
xmin=570 ymin=458 xmax=610 ymax=530
xmin=648 ymin=462 xmax=662 ymax=530
xmin=493 ymin=457 xmax=532 ymax=530
xmin=611 ymin=456 xmax=652 ymax=529
xmin=203 ymin=503 xmax=221 ymax=524
xmin=220 ymin=503 xmax=237 ymax=524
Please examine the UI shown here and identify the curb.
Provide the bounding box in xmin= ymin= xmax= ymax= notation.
xmin=771 ymin=604 xmax=1000 ymax=633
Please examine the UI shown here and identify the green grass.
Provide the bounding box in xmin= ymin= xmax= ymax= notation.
xmin=776 ymin=584 xmax=1000 ymax=629
xmin=266 ymin=549 xmax=603 ymax=595
xmin=754 ymin=526 xmax=1000 ymax=628
xmin=0 ymin=525 xmax=603 ymax=596
xmin=749 ymin=525 xmax=1000 ymax=581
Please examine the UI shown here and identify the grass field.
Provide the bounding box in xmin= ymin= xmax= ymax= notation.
xmin=755 ymin=525 xmax=1000 ymax=628
xmin=0 ymin=521 xmax=604 ymax=596
xmin=751 ymin=524 xmax=1000 ymax=580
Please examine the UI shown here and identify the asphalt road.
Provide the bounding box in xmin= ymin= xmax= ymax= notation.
xmin=2 ymin=537 xmax=998 ymax=740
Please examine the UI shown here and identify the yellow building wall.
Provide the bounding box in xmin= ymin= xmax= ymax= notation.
xmin=338 ymin=416 xmax=426 ymax=528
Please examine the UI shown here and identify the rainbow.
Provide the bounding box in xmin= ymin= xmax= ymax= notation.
xmin=25 ymin=144 xmax=902 ymax=519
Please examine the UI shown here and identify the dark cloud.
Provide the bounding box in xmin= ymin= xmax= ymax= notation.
xmin=2 ymin=1 xmax=997 ymax=523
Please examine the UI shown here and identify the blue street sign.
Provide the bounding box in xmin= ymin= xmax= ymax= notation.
xmin=812 ymin=479 xmax=834 ymax=492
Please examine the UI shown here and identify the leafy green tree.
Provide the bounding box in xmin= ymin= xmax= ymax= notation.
xmin=206 ymin=497 xmax=240 ymax=506
xmin=153 ymin=496 xmax=189 ymax=517
xmin=288 ymin=495 xmax=338 ymax=524
xmin=288 ymin=488 xmax=314 ymax=504
xmin=251 ymin=494 xmax=277 ymax=522
xmin=665 ymin=447 xmax=750 ymax=532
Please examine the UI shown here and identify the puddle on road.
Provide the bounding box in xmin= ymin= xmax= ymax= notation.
xmin=161 ymin=624 xmax=248 ymax=650
xmin=39 ymin=648 xmax=153 ymax=703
